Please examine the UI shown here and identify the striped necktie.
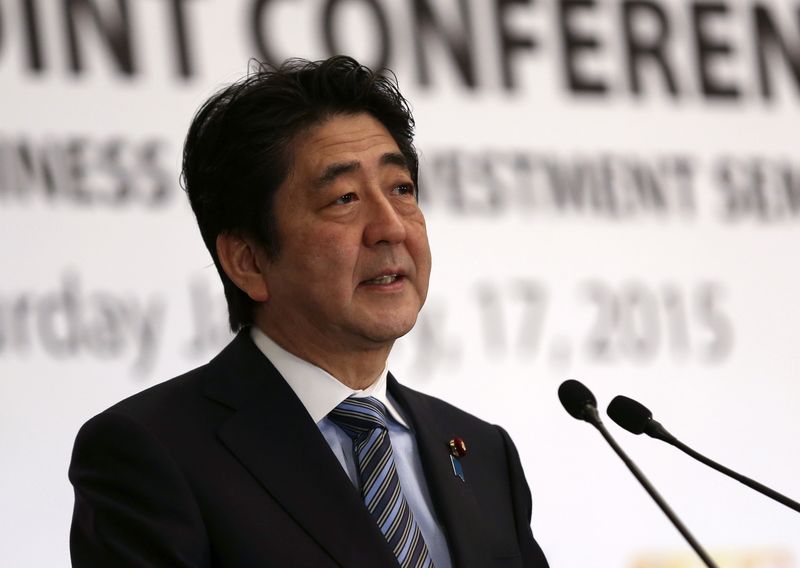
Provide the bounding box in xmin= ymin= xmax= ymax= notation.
xmin=329 ymin=396 xmax=435 ymax=568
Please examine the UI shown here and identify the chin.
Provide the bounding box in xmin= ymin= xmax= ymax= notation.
xmin=361 ymin=313 xmax=418 ymax=344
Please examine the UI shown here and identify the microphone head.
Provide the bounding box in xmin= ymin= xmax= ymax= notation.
xmin=607 ymin=395 xmax=653 ymax=435
xmin=558 ymin=380 xmax=598 ymax=423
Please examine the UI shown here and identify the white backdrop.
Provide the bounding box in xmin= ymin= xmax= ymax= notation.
xmin=1 ymin=1 xmax=799 ymax=566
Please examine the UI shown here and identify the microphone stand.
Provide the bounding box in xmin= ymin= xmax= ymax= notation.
xmin=653 ymin=428 xmax=800 ymax=514
xmin=583 ymin=406 xmax=720 ymax=568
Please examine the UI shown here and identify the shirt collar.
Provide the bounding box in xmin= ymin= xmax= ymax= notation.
xmin=250 ymin=327 xmax=409 ymax=428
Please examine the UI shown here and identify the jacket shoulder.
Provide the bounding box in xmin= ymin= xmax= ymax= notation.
xmin=96 ymin=331 xmax=258 ymax=427
xmin=105 ymin=363 xmax=212 ymax=421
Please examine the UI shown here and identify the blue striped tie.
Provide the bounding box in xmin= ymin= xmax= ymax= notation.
xmin=329 ymin=396 xmax=435 ymax=568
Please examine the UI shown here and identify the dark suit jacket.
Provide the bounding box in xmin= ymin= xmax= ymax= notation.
xmin=69 ymin=331 xmax=549 ymax=567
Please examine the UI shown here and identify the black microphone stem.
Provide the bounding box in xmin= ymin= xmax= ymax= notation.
xmin=587 ymin=408 xmax=720 ymax=568
xmin=665 ymin=436 xmax=800 ymax=514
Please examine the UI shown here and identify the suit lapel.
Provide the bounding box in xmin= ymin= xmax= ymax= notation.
xmin=389 ymin=376 xmax=493 ymax=568
xmin=203 ymin=332 xmax=399 ymax=568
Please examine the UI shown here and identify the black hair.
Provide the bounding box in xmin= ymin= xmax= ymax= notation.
xmin=181 ymin=56 xmax=418 ymax=331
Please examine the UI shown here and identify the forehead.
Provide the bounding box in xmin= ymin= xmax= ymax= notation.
xmin=289 ymin=113 xmax=404 ymax=177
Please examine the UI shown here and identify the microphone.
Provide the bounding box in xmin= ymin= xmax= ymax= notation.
xmin=607 ymin=395 xmax=677 ymax=442
xmin=558 ymin=380 xmax=719 ymax=568
xmin=557 ymin=378 xmax=601 ymax=425
xmin=608 ymin=395 xmax=800 ymax=514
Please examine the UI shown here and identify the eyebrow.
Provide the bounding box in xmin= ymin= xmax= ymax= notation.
xmin=380 ymin=152 xmax=409 ymax=170
xmin=312 ymin=152 xmax=410 ymax=190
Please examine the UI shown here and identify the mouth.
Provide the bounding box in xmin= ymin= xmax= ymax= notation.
xmin=360 ymin=271 xmax=406 ymax=286
xmin=364 ymin=274 xmax=398 ymax=285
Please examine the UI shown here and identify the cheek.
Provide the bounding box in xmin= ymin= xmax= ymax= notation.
xmin=408 ymin=222 xmax=431 ymax=262
xmin=296 ymin=229 xmax=360 ymax=283
xmin=409 ymin=227 xmax=432 ymax=289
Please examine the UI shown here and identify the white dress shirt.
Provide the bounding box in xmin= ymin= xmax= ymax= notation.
xmin=251 ymin=327 xmax=452 ymax=568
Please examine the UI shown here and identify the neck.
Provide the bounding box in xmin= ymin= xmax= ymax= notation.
xmin=253 ymin=322 xmax=392 ymax=391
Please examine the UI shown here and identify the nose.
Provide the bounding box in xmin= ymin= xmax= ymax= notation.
xmin=363 ymin=194 xmax=407 ymax=246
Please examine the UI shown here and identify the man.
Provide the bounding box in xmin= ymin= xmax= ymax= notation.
xmin=69 ymin=56 xmax=549 ymax=567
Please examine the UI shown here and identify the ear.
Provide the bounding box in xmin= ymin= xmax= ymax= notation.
xmin=216 ymin=232 xmax=270 ymax=302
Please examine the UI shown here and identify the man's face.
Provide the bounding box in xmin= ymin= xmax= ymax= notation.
xmin=257 ymin=113 xmax=432 ymax=355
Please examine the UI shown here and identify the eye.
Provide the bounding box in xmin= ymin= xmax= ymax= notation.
xmin=393 ymin=183 xmax=416 ymax=197
xmin=334 ymin=192 xmax=357 ymax=205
